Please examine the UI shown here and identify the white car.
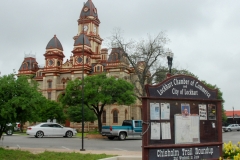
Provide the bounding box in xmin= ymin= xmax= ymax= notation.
xmin=26 ymin=123 xmax=77 ymax=138
xmin=222 ymin=124 xmax=240 ymax=132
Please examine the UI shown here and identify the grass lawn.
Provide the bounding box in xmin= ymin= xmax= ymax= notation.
xmin=0 ymin=147 xmax=114 ymax=160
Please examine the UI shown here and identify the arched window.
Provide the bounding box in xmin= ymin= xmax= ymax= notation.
xmin=47 ymin=80 xmax=52 ymax=88
xmin=125 ymin=109 xmax=128 ymax=120
xmin=48 ymin=92 xmax=51 ymax=100
xmin=113 ymin=110 xmax=118 ymax=123
xmin=102 ymin=110 xmax=106 ymax=123
xmin=86 ymin=57 xmax=89 ymax=64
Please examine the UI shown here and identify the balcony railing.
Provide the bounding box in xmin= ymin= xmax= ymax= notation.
xmin=56 ymin=84 xmax=67 ymax=90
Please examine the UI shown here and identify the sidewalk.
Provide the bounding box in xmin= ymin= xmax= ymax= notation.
xmin=7 ymin=147 xmax=142 ymax=157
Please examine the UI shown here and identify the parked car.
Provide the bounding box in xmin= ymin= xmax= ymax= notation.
xmin=26 ymin=122 xmax=77 ymax=138
xmin=222 ymin=124 xmax=240 ymax=132
xmin=14 ymin=122 xmax=21 ymax=131
xmin=3 ymin=124 xmax=14 ymax=135
xmin=2 ymin=122 xmax=21 ymax=135
xmin=101 ymin=120 xmax=142 ymax=140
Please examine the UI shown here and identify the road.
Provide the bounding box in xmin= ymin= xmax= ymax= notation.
xmin=222 ymin=130 xmax=240 ymax=144
xmin=1 ymin=135 xmax=142 ymax=152
xmin=0 ymin=131 xmax=239 ymax=152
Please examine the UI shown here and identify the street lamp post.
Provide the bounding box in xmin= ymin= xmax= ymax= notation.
xmin=80 ymin=2 xmax=86 ymax=151
xmin=233 ymin=106 xmax=235 ymax=124
xmin=166 ymin=49 xmax=174 ymax=74
xmin=80 ymin=30 xmax=86 ymax=152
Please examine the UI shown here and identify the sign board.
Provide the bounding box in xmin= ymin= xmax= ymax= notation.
xmin=145 ymin=75 xmax=217 ymax=99
xmin=142 ymin=75 xmax=222 ymax=160
xmin=149 ymin=145 xmax=220 ymax=160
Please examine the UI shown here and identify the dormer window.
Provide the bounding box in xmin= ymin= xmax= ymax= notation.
xmin=23 ymin=63 xmax=27 ymax=70
xmin=95 ymin=65 xmax=102 ymax=72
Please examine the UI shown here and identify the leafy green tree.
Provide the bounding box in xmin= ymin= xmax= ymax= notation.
xmin=0 ymin=74 xmax=46 ymax=137
xmin=38 ymin=100 xmax=66 ymax=124
xmin=201 ymin=81 xmax=227 ymax=123
xmin=67 ymin=105 xmax=96 ymax=123
xmin=60 ymin=74 xmax=136 ymax=132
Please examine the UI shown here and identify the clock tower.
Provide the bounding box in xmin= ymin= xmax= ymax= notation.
xmin=74 ymin=0 xmax=103 ymax=64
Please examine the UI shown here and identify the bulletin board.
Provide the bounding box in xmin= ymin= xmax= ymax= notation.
xmin=142 ymin=75 xmax=223 ymax=160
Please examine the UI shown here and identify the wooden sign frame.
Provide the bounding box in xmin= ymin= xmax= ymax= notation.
xmin=142 ymin=75 xmax=222 ymax=160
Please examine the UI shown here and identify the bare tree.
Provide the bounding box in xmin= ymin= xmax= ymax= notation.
xmin=107 ymin=28 xmax=170 ymax=100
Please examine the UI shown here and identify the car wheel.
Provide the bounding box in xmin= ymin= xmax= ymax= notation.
xmin=36 ymin=131 xmax=44 ymax=138
xmin=118 ymin=132 xmax=126 ymax=140
xmin=6 ymin=129 xmax=13 ymax=136
xmin=228 ymin=128 xmax=231 ymax=132
xmin=107 ymin=137 xmax=115 ymax=140
xmin=66 ymin=131 xmax=73 ymax=138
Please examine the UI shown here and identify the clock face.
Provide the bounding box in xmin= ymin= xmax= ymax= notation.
xmin=84 ymin=7 xmax=88 ymax=12
xmin=48 ymin=59 xmax=53 ymax=66
xmin=83 ymin=25 xmax=88 ymax=31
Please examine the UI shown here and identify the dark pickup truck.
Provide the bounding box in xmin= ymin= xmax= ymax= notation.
xmin=101 ymin=120 xmax=142 ymax=140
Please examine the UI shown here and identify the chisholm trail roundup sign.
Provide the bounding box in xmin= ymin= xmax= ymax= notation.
xmin=146 ymin=75 xmax=217 ymax=100
xmin=149 ymin=146 xmax=220 ymax=160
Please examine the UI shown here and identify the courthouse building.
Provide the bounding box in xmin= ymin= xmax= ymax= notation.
xmin=17 ymin=0 xmax=142 ymax=127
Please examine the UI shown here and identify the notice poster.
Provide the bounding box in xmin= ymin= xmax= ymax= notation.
xmin=175 ymin=115 xmax=200 ymax=144
xmin=151 ymin=122 xmax=160 ymax=140
xmin=181 ymin=103 xmax=190 ymax=117
xmin=161 ymin=103 xmax=170 ymax=120
xmin=161 ymin=122 xmax=171 ymax=139
xmin=208 ymin=104 xmax=216 ymax=120
xmin=150 ymin=103 xmax=160 ymax=120
xmin=199 ymin=104 xmax=207 ymax=120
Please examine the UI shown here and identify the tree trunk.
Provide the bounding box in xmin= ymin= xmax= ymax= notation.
xmin=0 ymin=127 xmax=5 ymax=139
xmin=20 ymin=122 xmax=24 ymax=133
xmin=97 ymin=114 xmax=102 ymax=133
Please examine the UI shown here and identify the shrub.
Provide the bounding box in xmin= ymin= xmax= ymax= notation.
xmin=221 ymin=141 xmax=240 ymax=160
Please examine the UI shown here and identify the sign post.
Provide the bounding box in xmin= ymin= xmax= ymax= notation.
xmin=142 ymin=75 xmax=222 ymax=160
